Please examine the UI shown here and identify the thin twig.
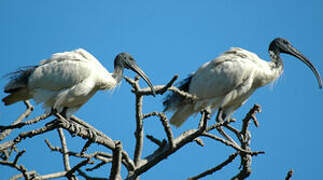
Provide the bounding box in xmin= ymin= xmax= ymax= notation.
xmin=81 ymin=140 xmax=93 ymax=155
xmin=57 ymin=128 xmax=74 ymax=180
xmin=86 ymin=161 xmax=108 ymax=171
xmin=241 ymin=104 xmax=261 ymax=135
xmin=0 ymin=101 xmax=34 ymax=141
xmin=215 ymin=110 xmax=240 ymax=147
xmin=0 ymin=150 xmax=29 ymax=179
xmin=144 ymin=112 xmax=175 ymax=149
xmin=45 ymin=139 xmax=114 ymax=165
xmin=157 ymin=75 xmax=178 ymax=94
xmin=13 ymin=150 xmax=25 ymax=165
xmin=231 ymin=104 xmax=261 ymax=180
xmin=193 ymin=138 xmax=204 ymax=147
xmin=39 ymin=171 xmax=68 ymax=179
xmin=54 ymin=117 xmax=135 ymax=172
xmin=70 ymin=116 xmax=114 ymax=143
xmin=66 ymin=158 xmax=92 ymax=178
xmin=8 ymin=120 xmax=59 ymax=150
xmin=126 ymin=111 xmax=210 ymax=180
xmin=198 ymin=110 xmax=211 ymax=132
xmin=205 ymin=118 xmax=236 ymax=132
xmin=158 ymin=113 xmax=175 ymax=149
xmin=188 ymin=153 xmax=238 ymax=180
xmin=168 ymin=86 xmax=199 ymax=102
xmin=201 ymin=132 xmax=264 ymax=156
xmin=125 ymin=75 xmax=178 ymax=96
xmin=9 ymin=170 xmax=37 ymax=180
xmin=285 ymin=169 xmax=294 ymax=180
xmin=146 ymin=135 xmax=166 ymax=147
xmin=70 ymin=116 xmax=135 ymax=171
xmin=0 ymin=112 xmax=50 ymax=134
xmin=77 ymin=169 xmax=109 ymax=180
xmin=223 ymin=124 xmax=240 ymax=138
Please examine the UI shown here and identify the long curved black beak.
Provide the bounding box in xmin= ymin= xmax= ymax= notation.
xmin=129 ymin=64 xmax=156 ymax=96
xmin=287 ymin=46 xmax=322 ymax=89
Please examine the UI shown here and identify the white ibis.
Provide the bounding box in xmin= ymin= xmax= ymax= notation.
xmin=163 ymin=38 xmax=322 ymax=127
xmin=3 ymin=49 xmax=156 ymax=118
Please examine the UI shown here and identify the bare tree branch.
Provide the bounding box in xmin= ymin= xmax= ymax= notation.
xmin=9 ymin=170 xmax=37 ymax=180
xmin=193 ymin=137 xmax=204 ymax=147
xmin=144 ymin=112 xmax=175 ymax=149
xmin=146 ymin=135 xmax=166 ymax=147
xmin=13 ymin=150 xmax=25 ymax=165
xmin=5 ymin=119 xmax=59 ymax=150
xmin=215 ymin=109 xmax=240 ymax=147
xmin=39 ymin=171 xmax=68 ymax=179
xmin=0 ymin=101 xmax=33 ymax=141
xmin=66 ymin=158 xmax=93 ymax=178
xmin=109 ymin=141 xmax=123 ymax=180
xmin=125 ymin=75 xmax=178 ymax=96
xmin=1 ymin=76 xmax=270 ymax=180
xmin=81 ymin=140 xmax=93 ymax=155
xmin=70 ymin=116 xmax=114 ymax=143
xmin=231 ymin=104 xmax=261 ymax=180
xmin=45 ymin=138 xmax=114 ymax=170
xmin=57 ymin=128 xmax=78 ymax=180
xmin=77 ymin=169 xmax=109 ymax=180
xmin=70 ymin=116 xmax=135 ymax=171
xmin=126 ymin=110 xmax=211 ymax=180
xmin=0 ymin=112 xmax=50 ymax=137
xmin=55 ymin=117 xmax=136 ymax=171
xmin=285 ymin=169 xmax=294 ymax=180
xmin=188 ymin=152 xmax=239 ymax=180
xmin=134 ymin=94 xmax=144 ymax=166
xmin=57 ymin=128 xmax=71 ymax=171
xmin=201 ymin=132 xmax=264 ymax=156
xmin=0 ymin=149 xmax=29 ymax=179
xmin=86 ymin=161 xmax=108 ymax=172
xmin=241 ymin=104 xmax=261 ymax=135
xmin=167 ymin=86 xmax=199 ymax=103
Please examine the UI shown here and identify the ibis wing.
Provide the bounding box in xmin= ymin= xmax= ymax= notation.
xmin=189 ymin=53 xmax=256 ymax=100
xmin=40 ymin=49 xmax=105 ymax=68
xmin=30 ymin=49 xmax=111 ymax=91
xmin=29 ymin=59 xmax=95 ymax=91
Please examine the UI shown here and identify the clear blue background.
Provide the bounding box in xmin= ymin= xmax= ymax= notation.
xmin=1 ymin=1 xmax=322 ymax=179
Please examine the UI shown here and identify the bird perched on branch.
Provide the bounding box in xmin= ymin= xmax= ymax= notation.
xmin=3 ymin=49 xmax=156 ymax=118
xmin=164 ymin=38 xmax=322 ymax=127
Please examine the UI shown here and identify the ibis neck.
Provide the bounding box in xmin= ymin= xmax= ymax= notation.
xmin=253 ymin=50 xmax=284 ymax=88
xmin=266 ymin=50 xmax=284 ymax=83
xmin=269 ymin=50 xmax=284 ymax=71
xmin=112 ymin=66 xmax=124 ymax=84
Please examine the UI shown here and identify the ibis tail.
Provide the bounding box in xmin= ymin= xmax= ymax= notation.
xmin=2 ymin=66 xmax=36 ymax=105
xmin=163 ymin=76 xmax=196 ymax=127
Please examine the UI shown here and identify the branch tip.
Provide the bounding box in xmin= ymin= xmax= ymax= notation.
xmin=285 ymin=169 xmax=294 ymax=180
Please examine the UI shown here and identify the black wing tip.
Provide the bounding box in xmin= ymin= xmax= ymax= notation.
xmin=162 ymin=75 xmax=193 ymax=111
xmin=3 ymin=66 xmax=37 ymax=93
xmin=3 ymin=66 xmax=38 ymax=79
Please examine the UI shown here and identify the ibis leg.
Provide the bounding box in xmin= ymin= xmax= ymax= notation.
xmin=216 ymin=108 xmax=227 ymax=122
xmin=216 ymin=109 xmax=239 ymax=146
xmin=50 ymin=107 xmax=68 ymax=119
xmin=61 ymin=107 xmax=68 ymax=119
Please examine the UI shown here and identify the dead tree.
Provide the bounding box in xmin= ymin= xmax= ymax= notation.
xmin=0 ymin=75 xmax=268 ymax=180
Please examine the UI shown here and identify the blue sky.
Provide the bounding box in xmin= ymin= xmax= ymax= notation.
xmin=1 ymin=0 xmax=323 ymax=179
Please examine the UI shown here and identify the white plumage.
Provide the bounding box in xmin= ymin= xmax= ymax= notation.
xmin=164 ymin=38 xmax=322 ymax=127
xmin=3 ymin=49 xmax=155 ymax=118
